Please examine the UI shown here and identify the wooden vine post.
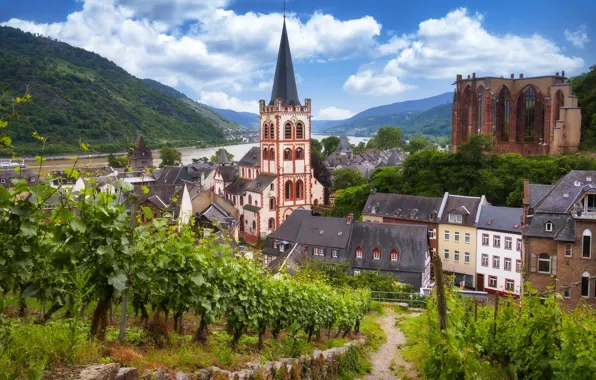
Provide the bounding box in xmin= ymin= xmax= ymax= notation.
xmin=492 ymin=293 xmax=500 ymax=341
xmin=432 ymin=254 xmax=447 ymax=330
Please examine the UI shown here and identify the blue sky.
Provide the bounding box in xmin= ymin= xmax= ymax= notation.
xmin=1 ymin=0 xmax=595 ymax=120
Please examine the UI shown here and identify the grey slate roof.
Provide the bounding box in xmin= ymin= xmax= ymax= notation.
xmin=441 ymin=195 xmax=482 ymax=226
xmin=238 ymin=147 xmax=261 ymax=167
xmin=156 ymin=166 xmax=193 ymax=185
xmin=243 ymin=204 xmax=262 ymax=213
xmin=533 ymin=171 xmax=596 ymax=213
xmin=129 ymin=136 xmax=152 ymax=159
xmin=337 ymin=137 xmax=352 ymax=154
xmin=362 ymin=193 xmax=442 ymax=223
xmin=225 ymin=179 xmax=250 ymax=195
xmin=200 ymin=203 xmax=236 ymax=230
xmin=218 ymin=166 xmax=238 ymax=182
xmin=218 ymin=150 xmax=229 ymax=164
xmin=347 ymin=222 xmax=428 ymax=273
xmin=529 ymin=184 xmax=553 ymax=208
xmin=267 ymin=210 xmax=313 ymax=242
xmin=245 ymin=174 xmax=276 ymax=193
xmin=524 ymin=213 xmax=571 ymax=239
xmin=477 ymin=205 xmax=523 ymax=233
xmin=294 ymin=217 xmax=353 ymax=249
xmin=269 ymin=20 xmax=301 ymax=106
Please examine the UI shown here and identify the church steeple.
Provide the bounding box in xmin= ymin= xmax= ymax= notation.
xmin=269 ymin=19 xmax=300 ymax=106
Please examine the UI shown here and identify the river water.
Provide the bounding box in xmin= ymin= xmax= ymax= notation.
xmin=176 ymin=135 xmax=370 ymax=164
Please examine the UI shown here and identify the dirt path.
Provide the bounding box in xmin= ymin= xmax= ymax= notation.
xmin=364 ymin=308 xmax=419 ymax=380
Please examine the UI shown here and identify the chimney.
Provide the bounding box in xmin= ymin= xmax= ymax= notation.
xmin=556 ymin=72 xmax=559 ymax=76
xmin=520 ymin=73 xmax=524 ymax=79
xmin=562 ymin=70 xmax=565 ymax=77
xmin=522 ymin=179 xmax=530 ymax=228
xmin=467 ymin=74 xmax=470 ymax=79
xmin=472 ymin=72 xmax=476 ymax=79
xmin=511 ymin=73 xmax=514 ymax=79
xmin=346 ymin=213 xmax=353 ymax=224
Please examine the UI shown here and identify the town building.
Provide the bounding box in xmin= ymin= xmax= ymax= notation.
xmin=219 ymin=19 xmax=325 ymax=243
xmin=475 ymin=205 xmax=523 ymax=296
xmin=438 ymin=194 xmax=486 ymax=288
xmin=523 ymin=171 xmax=596 ymax=306
xmin=0 ymin=168 xmax=38 ymax=187
xmin=265 ymin=210 xmax=431 ymax=290
xmin=452 ymin=72 xmax=581 ymax=156
xmin=362 ymin=192 xmax=444 ymax=258
xmin=128 ymin=136 xmax=153 ymax=170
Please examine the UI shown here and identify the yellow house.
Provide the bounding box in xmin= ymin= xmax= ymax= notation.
xmin=437 ymin=194 xmax=486 ymax=288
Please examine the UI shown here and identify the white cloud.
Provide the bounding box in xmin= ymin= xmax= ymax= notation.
xmin=565 ymin=25 xmax=590 ymax=49
xmin=343 ymin=70 xmax=414 ymax=96
xmin=382 ymin=8 xmax=584 ymax=79
xmin=198 ymin=91 xmax=258 ymax=113
xmin=2 ymin=0 xmax=386 ymax=99
xmin=317 ymin=107 xmax=355 ymax=120
xmin=377 ymin=35 xmax=410 ymax=55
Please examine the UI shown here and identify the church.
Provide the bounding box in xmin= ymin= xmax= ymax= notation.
xmin=214 ymin=18 xmax=325 ymax=244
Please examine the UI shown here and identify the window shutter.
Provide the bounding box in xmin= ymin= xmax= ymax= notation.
xmin=530 ymin=253 xmax=537 ymax=273
xmin=552 ymin=255 xmax=558 ymax=276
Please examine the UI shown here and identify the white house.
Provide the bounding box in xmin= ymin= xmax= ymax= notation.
xmin=476 ymin=205 xmax=524 ymax=296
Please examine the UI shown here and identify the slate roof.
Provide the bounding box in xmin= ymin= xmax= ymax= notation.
xmin=337 ymin=137 xmax=352 ymax=154
xmin=269 ymin=20 xmax=301 ymax=106
xmin=0 ymin=169 xmax=38 ymax=186
xmin=533 ymin=171 xmax=596 ymax=213
xmin=218 ymin=150 xmax=229 ymax=164
xmin=238 ymin=147 xmax=261 ymax=167
xmin=362 ymin=193 xmax=442 ymax=223
xmin=129 ymin=136 xmax=152 ymax=159
xmin=267 ymin=210 xmax=313 ymax=242
xmin=243 ymin=204 xmax=262 ymax=213
xmin=218 ymin=166 xmax=238 ymax=182
xmin=347 ymin=222 xmax=428 ymax=272
xmin=441 ymin=194 xmax=483 ymax=226
xmin=245 ymin=174 xmax=276 ymax=193
xmin=524 ymin=213 xmax=573 ymax=240
xmin=199 ymin=203 xmax=236 ymax=230
xmin=156 ymin=166 xmax=193 ymax=185
xmin=529 ymin=184 xmax=553 ymax=208
xmin=225 ymin=179 xmax=250 ymax=195
xmin=477 ymin=205 xmax=523 ymax=233
xmin=294 ymin=217 xmax=353 ymax=249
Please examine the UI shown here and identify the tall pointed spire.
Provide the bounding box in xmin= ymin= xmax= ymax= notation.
xmin=269 ymin=18 xmax=300 ymax=106
xmin=218 ymin=149 xmax=229 ymax=165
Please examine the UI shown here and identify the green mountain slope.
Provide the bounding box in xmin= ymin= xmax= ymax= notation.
xmin=142 ymin=79 xmax=244 ymax=131
xmin=0 ymin=26 xmax=226 ymax=155
xmin=324 ymin=102 xmax=452 ymax=137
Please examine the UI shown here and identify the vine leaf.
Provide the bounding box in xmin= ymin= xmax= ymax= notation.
xmin=108 ymin=272 xmax=127 ymax=291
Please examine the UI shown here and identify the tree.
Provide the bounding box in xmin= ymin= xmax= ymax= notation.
xmin=332 ymin=184 xmax=371 ymax=218
xmin=159 ymin=146 xmax=182 ymax=167
xmin=108 ymin=153 xmax=128 ymax=168
xmin=351 ymin=141 xmax=366 ymax=155
xmin=406 ymin=136 xmax=431 ymax=153
xmin=192 ymin=157 xmax=209 ymax=164
xmin=572 ymin=65 xmax=596 ymax=149
xmin=321 ymin=136 xmax=341 ymax=156
xmin=311 ymin=139 xmax=323 ymax=157
xmin=209 ymin=148 xmax=234 ymax=164
xmin=367 ymin=126 xmax=403 ymax=150
xmin=332 ymin=168 xmax=366 ymax=191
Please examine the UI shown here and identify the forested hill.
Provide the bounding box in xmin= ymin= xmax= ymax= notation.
xmin=0 ymin=26 xmax=225 ymax=155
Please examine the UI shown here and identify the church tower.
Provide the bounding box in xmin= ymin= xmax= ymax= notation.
xmin=260 ymin=18 xmax=317 ymax=223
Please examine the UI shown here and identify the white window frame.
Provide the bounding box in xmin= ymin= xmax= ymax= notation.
xmin=538 ymin=254 xmax=551 ymax=274
xmin=516 ymin=259 xmax=522 ymax=273
xmin=489 ymin=276 xmax=497 ymax=288
xmin=373 ymin=250 xmax=381 ymax=260
xmin=505 ymin=279 xmax=514 ymax=292
xmin=565 ymin=243 xmax=572 ymax=257
xmin=454 ymin=232 xmax=460 ymax=242
xmin=481 ymin=254 xmax=489 ymax=267
xmin=464 ymin=252 xmax=470 ymax=264
xmin=314 ymin=247 xmax=325 ymax=256
xmin=428 ymin=229 xmax=436 ymax=239
xmin=444 ymin=249 xmax=450 ymax=261
xmin=464 ymin=233 xmax=470 ymax=244
xmin=454 ymin=250 xmax=460 ymax=262
xmin=444 ymin=230 xmax=450 ymax=241
xmin=581 ymin=272 xmax=590 ymax=298
xmin=390 ymin=251 xmax=398 ymax=261
xmin=449 ymin=214 xmax=463 ymax=223
xmin=517 ymin=238 xmax=522 ymax=251
xmin=493 ymin=255 xmax=500 ymax=269
xmin=505 ymin=237 xmax=512 ymax=250
xmin=482 ymin=233 xmax=489 ymax=246
xmin=331 ymin=249 xmax=338 ymax=258
xmin=545 ymin=221 xmax=553 ymax=232
xmin=582 ymin=229 xmax=592 ymax=258
xmin=504 ymin=258 xmax=512 ymax=271
xmin=493 ymin=235 xmax=501 ymax=248
xmin=354 ymin=269 xmax=361 ymax=276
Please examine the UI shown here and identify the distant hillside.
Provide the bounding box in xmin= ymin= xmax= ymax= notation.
xmin=143 ymin=79 xmax=243 ymax=131
xmin=206 ymin=106 xmax=260 ymax=130
xmin=322 ymin=93 xmax=452 ymax=136
xmin=324 ymin=102 xmax=452 ymax=137
xmin=0 ymin=26 xmax=226 ymax=155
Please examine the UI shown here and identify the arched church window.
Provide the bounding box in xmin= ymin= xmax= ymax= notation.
xmin=285 ymin=180 xmax=293 ymax=200
xmin=269 ymin=148 xmax=275 ymax=161
xmin=296 ymin=123 xmax=304 ymax=139
xmin=477 ymin=87 xmax=484 ymax=133
xmin=240 ymin=196 xmax=244 ymax=206
xmin=263 ymin=148 xmax=268 ymax=160
xmin=270 ymin=123 xmax=275 ymax=139
xmin=295 ymin=180 xmax=304 ymax=200
xmin=295 ymin=147 xmax=304 ymax=160
xmin=284 ymin=148 xmax=293 ymax=160
xmin=524 ymin=87 xmax=536 ymax=142
xmin=497 ymin=87 xmax=510 ymax=142
xmin=269 ymin=197 xmax=276 ymax=210
xmin=268 ymin=218 xmax=275 ymax=230
xmin=285 ymin=123 xmax=292 ymax=139
xmin=263 ymin=123 xmax=269 ymax=139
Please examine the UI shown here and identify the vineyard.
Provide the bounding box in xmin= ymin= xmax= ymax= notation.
xmin=0 ymin=172 xmax=373 ymax=377
xmin=402 ymin=284 xmax=596 ymax=379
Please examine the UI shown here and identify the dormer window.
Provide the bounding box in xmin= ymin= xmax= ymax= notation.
xmin=373 ymin=248 xmax=381 ymax=260
xmin=545 ymin=221 xmax=553 ymax=232
xmin=586 ymin=194 xmax=596 ymax=212
xmin=355 ymin=247 xmax=363 ymax=258
xmin=449 ymin=214 xmax=463 ymax=223
xmin=390 ymin=249 xmax=398 ymax=261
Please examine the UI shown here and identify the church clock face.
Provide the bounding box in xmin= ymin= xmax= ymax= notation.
xmin=291 ymin=116 xmax=298 ymax=124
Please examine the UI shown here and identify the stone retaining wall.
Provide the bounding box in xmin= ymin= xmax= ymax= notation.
xmin=77 ymin=339 xmax=364 ymax=380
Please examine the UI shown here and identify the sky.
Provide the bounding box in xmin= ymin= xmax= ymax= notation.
xmin=1 ymin=0 xmax=595 ymax=120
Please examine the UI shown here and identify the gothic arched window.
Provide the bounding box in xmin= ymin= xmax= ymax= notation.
xmin=269 ymin=123 xmax=275 ymax=139
xmin=263 ymin=148 xmax=268 ymax=160
xmin=263 ymin=123 xmax=269 ymax=139
xmin=240 ymin=196 xmax=244 ymax=206
xmin=295 ymin=180 xmax=304 ymax=199
xmin=268 ymin=218 xmax=275 ymax=230
xmin=295 ymin=147 xmax=304 ymax=160
xmin=285 ymin=180 xmax=293 ymax=200
xmin=284 ymin=123 xmax=292 ymax=139
xmin=296 ymin=122 xmax=304 ymax=139
xmin=496 ymin=87 xmax=511 ymax=142
xmin=269 ymin=147 xmax=275 ymax=161
xmin=477 ymin=86 xmax=484 ymax=133
xmin=269 ymin=197 xmax=275 ymax=210
xmin=555 ymin=90 xmax=564 ymax=122
xmin=284 ymin=148 xmax=293 ymax=160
